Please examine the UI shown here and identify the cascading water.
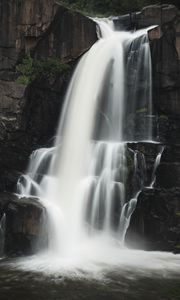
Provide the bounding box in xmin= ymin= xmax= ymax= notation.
xmin=150 ymin=146 xmax=165 ymax=188
xmin=0 ymin=214 xmax=6 ymax=257
xmin=15 ymin=20 xmax=180 ymax=276
xmin=18 ymin=20 xmax=152 ymax=250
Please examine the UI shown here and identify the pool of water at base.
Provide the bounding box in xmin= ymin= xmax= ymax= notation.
xmin=0 ymin=259 xmax=180 ymax=300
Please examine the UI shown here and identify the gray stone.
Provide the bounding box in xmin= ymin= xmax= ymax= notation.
xmin=126 ymin=188 xmax=180 ymax=253
xmin=0 ymin=192 xmax=47 ymax=256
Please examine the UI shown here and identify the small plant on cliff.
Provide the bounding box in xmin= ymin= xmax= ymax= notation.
xmin=16 ymin=55 xmax=70 ymax=85
xmin=16 ymin=54 xmax=34 ymax=85
xmin=34 ymin=58 xmax=70 ymax=79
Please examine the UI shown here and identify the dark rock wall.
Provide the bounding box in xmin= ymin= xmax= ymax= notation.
xmin=0 ymin=192 xmax=46 ymax=256
xmin=0 ymin=0 xmax=55 ymax=74
xmin=35 ymin=6 xmax=97 ymax=62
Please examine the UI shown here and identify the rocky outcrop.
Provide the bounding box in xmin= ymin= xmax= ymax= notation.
xmin=126 ymin=187 xmax=180 ymax=253
xmin=0 ymin=0 xmax=56 ymax=75
xmin=127 ymin=145 xmax=180 ymax=252
xmin=0 ymin=192 xmax=47 ymax=256
xmin=0 ymin=0 xmax=97 ymax=75
xmin=35 ymin=5 xmax=97 ymax=62
xmin=149 ymin=10 xmax=180 ymax=144
xmin=140 ymin=4 xmax=178 ymax=28
xmin=114 ymin=4 xmax=178 ymax=30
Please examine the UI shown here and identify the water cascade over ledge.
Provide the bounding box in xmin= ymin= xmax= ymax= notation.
xmin=15 ymin=20 xmax=180 ymax=276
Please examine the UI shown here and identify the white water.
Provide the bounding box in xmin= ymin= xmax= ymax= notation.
xmin=150 ymin=146 xmax=165 ymax=188
xmin=16 ymin=20 xmax=180 ymax=276
xmin=0 ymin=214 xmax=6 ymax=256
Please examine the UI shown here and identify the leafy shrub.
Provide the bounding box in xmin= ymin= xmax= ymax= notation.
xmin=16 ymin=55 xmax=70 ymax=85
xmin=16 ymin=55 xmax=34 ymax=84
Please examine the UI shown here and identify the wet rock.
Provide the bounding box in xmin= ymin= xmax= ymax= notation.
xmin=113 ymin=4 xmax=179 ymax=31
xmin=126 ymin=188 xmax=180 ymax=253
xmin=127 ymin=142 xmax=162 ymax=186
xmin=157 ymin=115 xmax=180 ymax=144
xmin=0 ymin=192 xmax=47 ymax=256
xmin=155 ymin=163 xmax=180 ymax=189
xmin=0 ymin=80 xmax=26 ymax=140
xmin=141 ymin=4 xmax=178 ymax=26
xmin=124 ymin=114 xmax=157 ymax=142
xmin=35 ymin=5 xmax=97 ymax=62
xmin=150 ymin=13 xmax=180 ymax=144
xmin=161 ymin=144 xmax=180 ymax=163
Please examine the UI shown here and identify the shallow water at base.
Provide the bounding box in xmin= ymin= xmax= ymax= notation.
xmin=1 ymin=257 xmax=180 ymax=300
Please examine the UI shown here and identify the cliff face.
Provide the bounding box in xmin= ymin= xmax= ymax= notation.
xmin=0 ymin=0 xmax=97 ymax=192
xmin=0 ymin=0 xmax=96 ymax=75
xmin=0 ymin=0 xmax=55 ymax=75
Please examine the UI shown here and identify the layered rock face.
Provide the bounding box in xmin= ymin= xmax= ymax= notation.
xmin=114 ymin=4 xmax=178 ymax=30
xmin=0 ymin=0 xmax=55 ymax=75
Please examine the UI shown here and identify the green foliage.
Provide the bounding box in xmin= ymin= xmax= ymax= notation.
xmin=16 ymin=55 xmax=70 ymax=85
xmin=57 ymin=0 xmax=180 ymax=15
xmin=159 ymin=114 xmax=168 ymax=120
xmin=136 ymin=107 xmax=147 ymax=114
xmin=34 ymin=58 xmax=70 ymax=78
xmin=16 ymin=55 xmax=34 ymax=84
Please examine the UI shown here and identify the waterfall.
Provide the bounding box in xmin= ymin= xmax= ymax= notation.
xmin=150 ymin=146 xmax=165 ymax=188
xmin=17 ymin=20 xmax=153 ymax=256
xmin=0 ymin=214 xmax=6 ymax=257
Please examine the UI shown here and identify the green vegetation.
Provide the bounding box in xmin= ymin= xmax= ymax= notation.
xmin=57 ymin=0 xmax=180 ymax=16
xmin=159 ymin=114 xmax=168 ymax=120
xmin=16 ymin=54 xmax=70 ymax=85
xmin=136 ymin=107 xmax=147 ymax=114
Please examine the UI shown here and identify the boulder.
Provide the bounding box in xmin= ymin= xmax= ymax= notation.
xmin=126 ymin=188 xmax=180 ymax=253
xmin=0 ymin=192 xmax=47 ymax=256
